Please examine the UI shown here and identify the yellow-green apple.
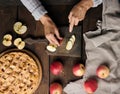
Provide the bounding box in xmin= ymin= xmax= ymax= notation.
xmin=50 ymin=61 xmax=63 ymax=75
xmin=96 ymin=65 xmax=110 ymax=79
xmin=72 ymin=64 xmax=85 ymax=77
xmin=84 ymin=78 xmax=98 ymax=94
xmin=2 ymin=34 xmax=12 ymax=47
xmin=50 ymin=83 xmax=62 ymax=94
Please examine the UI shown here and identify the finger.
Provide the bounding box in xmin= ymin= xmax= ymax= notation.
xmin=46 ymin=34 xmax=54 ymax=44
xmin=47 ymin=34 xmax=60 ymax=46
xmin=74 ymin=18 xmax=79 ymax=26
xmin=54 ymin=28 xmax=63 ymax=40
xmin=68 ymin=12 xmax=72 ymax=23
xmin=68 ymin=12 xmax=72 ymax=20
xmin=69 ymin=18 xmax=75 ymax=32
xmin=50 ymin=35 xmax=60 ymax=46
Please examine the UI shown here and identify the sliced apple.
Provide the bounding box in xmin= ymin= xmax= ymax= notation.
xmin=13 ymin=22 xmax=22 ymax=31
xmin=14 ymin=38 xmax=25 ymax=50
xmin=13 ymin=22 xmax=27 ymax=34
xmin=17 ymin=41 xmax=25 ymax=50
xmin=69 ymin=37 xmax=74 ymax=45
xmin=66 ymin=35 xmax=76 ymax=51
xmin=2 ymin=40 xmax=12 ymax=47
xmin=3 ymin=34 xmax=12 ymax=41
xmin=66 ymin=40 xmax=73 ymax=50
xmin=14 ymin=38 xmax=22 ymax=46
xmin=2 ymin=34 xmax=12 ymax=47
xmin=18 ymin=25 xmax=27 ymax=34
xmin=46 ymin=44 xmax=57 ymax=52
xmin=71 ymin=35 xmax=76 ymax=42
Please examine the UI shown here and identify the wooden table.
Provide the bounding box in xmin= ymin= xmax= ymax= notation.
xmin=0 ymin=1 xmax=102 ymax=94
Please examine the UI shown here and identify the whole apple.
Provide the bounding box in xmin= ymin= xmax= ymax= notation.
xmin=50 ymin=61 xmax=63 ymax=75
xmin=59 ymin=39 xmax=63 ymax=45
xmin=50 ymin=83 xmax=62 ymax=94
xmin=96 ymin=65 xmax=110 ymax=79
xmin=72 ymin=64 xmax=85 ymax=77
xmin=84 ymin=78 xmax=98 ymax=94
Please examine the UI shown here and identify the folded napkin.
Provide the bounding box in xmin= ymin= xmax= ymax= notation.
xmin=64 ymin=21 xmax=120 ymax=94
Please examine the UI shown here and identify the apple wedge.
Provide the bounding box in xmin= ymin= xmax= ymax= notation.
xmin=2 ymin=40 xmax=12 ymax=47
xmin=46 ymin=44 xmax=57 ymax=52
xmin=71 ymin=35 xmax=76 ymax=42
xmin=66 ymin=40 xmax=73 ymax=50
xmin=66 ymin=34 xmax=76 ymax=51
xmin=14 ymin=38 xmax=25 ymax=50
xmin=13 ymin=22 xmax=27 ymax=34
xmin=14 ymin=38 xmax=22 ymax=46
xmin=17 ymin=41 xmax=25 ymax=50
xmin=2 ymin=34 xmax=12 ymax=47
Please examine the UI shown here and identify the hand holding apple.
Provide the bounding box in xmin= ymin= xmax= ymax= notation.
xmin=50 ymin=83 xmax=62 ymax=94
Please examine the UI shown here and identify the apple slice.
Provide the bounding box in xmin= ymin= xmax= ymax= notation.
xmin=18 ymin=25 xmax=27 ymax=34
xmin=17 ymin=41 xmax=25 ymax=50
xmin=3 ymin=34 xmax=12 ymax=41
xmin=66 ymin=34 xmax=76 ymax=51
xmin=71 ymin=35 xmax=76 ymax=42
xmin=2 ymin=40 xmax=12 ymax=47
xmin=46 ymin=44 xmax=57 ymax=52
xmin=13 ymin=22 xmax=22 ymax=31
xmin=66 ymin=40 xmax=73 ymax=50
xmin=14 ymin=38 xmax=25 ymax=50
xmin=2 ymin=34 xmax=12 ymax=47
xmin=69 ymin=37 xmax=75 ymax=45
xmin=13 ymin=22 xmax=27 ymax=34
xmin=14 ymin=38 xmax=22 ymax=46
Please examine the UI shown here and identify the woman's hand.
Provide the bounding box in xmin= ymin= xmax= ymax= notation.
xmin=68 ymin=0 xmax=93 ymax=32
xmin=40 ymin=14 xmax=62 ymax=46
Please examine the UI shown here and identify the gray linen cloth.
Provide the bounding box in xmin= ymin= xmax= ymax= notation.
xmin=64 ymin=21 xmax=120 ymax=94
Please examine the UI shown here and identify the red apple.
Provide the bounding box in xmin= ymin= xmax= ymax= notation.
xmin=72 ymin=64 xmax=85 ymax=77
xmin=50 ymin=83 xmax=62 ymax=94
xmin=84 ymin=78 xmax=98 ymax=94
xmin=50 ymin=61 xmax=63 ymax=75
xmin=59 ymin=39 xmax=63 ymax=45
xmin=96 ymin=65 xmax=110 ymax=79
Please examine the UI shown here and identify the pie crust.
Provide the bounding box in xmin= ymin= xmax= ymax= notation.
xmin=0 ymin=49 xmax=42 ymax=94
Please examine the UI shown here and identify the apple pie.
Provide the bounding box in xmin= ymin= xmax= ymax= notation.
xmin=0 ymin=50 xmax=41 ymax=94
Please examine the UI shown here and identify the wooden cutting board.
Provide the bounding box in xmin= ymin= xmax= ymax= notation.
xmin=46 ymin=26 xmax=82 ymax=57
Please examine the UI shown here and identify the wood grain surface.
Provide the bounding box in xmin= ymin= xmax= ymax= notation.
xmin=0 ymin=1 xmax=102 ymax=93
